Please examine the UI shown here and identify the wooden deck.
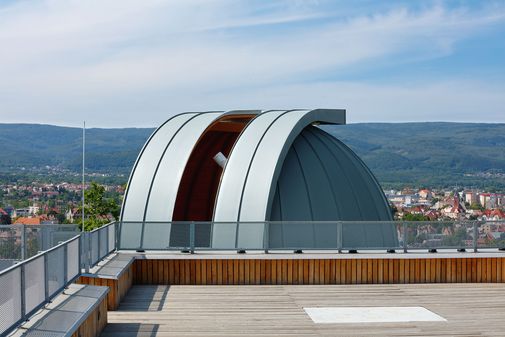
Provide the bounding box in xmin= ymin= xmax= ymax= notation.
xmin=102 ymin=284 xmax=505 ymax=337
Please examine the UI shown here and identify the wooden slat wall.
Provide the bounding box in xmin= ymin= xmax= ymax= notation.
xmin=132 ymin=257 xmax=505 ymax=285
xmin=76 ymin=264 xmax=133 ymax=310
xmin=70 ymin=294 xmax=107 ymax=337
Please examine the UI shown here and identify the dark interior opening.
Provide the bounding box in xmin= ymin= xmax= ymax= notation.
xmin=170 ymin=114 xmax=254 ymax=247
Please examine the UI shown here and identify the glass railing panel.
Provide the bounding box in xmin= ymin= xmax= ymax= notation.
xmin=476 ymin=220 xmax=505 ymax=249
xmin=142 ymin=222 xmax=172 ymax=249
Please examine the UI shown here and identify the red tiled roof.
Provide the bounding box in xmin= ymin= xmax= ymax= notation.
xmin=14 ymin=217 xmax=41 ymax=225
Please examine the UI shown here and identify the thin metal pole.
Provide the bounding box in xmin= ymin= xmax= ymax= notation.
xmin=402 ymin=222 xmax=407 ymax=253
xmin=21 ymin=224 xmax=26 ymax=260
xmin=82 ymin=121 xmax=85 ymax=232
xmin=337 ymin=221 xmax=343 ymax=253
xmin=189 ymin=222 xmax=195 ymax=254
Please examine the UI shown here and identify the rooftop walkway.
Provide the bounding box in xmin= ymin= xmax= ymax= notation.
xmin=102 ymin=283 xmax=505 ymax=337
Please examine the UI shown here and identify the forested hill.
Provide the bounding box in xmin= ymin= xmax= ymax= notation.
xmin=1 ymin=122 xmax=504 ymax=190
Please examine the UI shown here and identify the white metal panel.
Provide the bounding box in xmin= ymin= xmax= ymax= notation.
xmin=121 ymin=113 xmax=197 ymax=221
xmin=239 ymin=110 xmax=310 ymax=221
xmin=213 ymin=110 xmax=288 ymax=221
xmin=211 ymin=110 xmax=287 ymax=248
xmin=144 ymin=112 xmax=223 ymax=221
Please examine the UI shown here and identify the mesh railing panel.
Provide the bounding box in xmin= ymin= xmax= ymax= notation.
xmin=46 ymin=246 xmax=65 ymax=298
xmin=0 ymin=267 xmax=22 ymax=334
xmin=90 ymin=232 xmax=99 ymax=266
xmin=24 ymin=256 xmax=45 ymax=314
xmin=477 ymin=221 xmax=505 ymax=248
xmin=98 ymin=227 xmax=107 ymax=260
xmin=66 ymin=239 xmax=79 ymax=281
xmin=0 ymin=227 xmax=21 ymax=260
xmin=108 ymin=224 xmax=116 ymax=253
xmin=24 ymin=226 xmax=42 ymax=259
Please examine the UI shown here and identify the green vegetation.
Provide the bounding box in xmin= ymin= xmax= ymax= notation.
xmin=77 ymin=182 xmax=120 ymax=231
xmin=403 ymin=213 xmax=430 ymax=221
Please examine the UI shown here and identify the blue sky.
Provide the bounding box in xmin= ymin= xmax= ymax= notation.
xmin=0 ymin=0 xmax=504 ymax=127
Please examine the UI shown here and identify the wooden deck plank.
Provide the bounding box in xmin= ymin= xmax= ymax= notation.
xmin=104 ymin=283 xmax=505 ymax=337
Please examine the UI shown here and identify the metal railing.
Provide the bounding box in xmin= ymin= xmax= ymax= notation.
xmin=80 ymin=222 xmax=117 ymax=272
xmin=118 ymin=220 xmax=505 ymax=253
xmin=0 ymin=224 xmax=80 ymax=268
xmin=0 ymin=221 xmax=118 ymax=337
xmin=0 ymin=234 xmax=81 ymax=337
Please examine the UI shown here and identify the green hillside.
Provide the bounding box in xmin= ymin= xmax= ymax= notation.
xmin=1 ymin=122 xmax=504 ymax=190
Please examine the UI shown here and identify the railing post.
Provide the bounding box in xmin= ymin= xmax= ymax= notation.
xmin=337 ymin=221 xmax=343 ymax=253
xmin=63 ymin=243 xmax=68 ymax=284
xmin=189 ymin=222 xmax=195 ymax=254
xmin=82 ymin=231 xmax=90 ymax=273
xmin=264 ymin=222 xmax=269 ymax=254
xmin=21 ymin=224 xmax=26 ymax=260
xmin=20 ymin=264 xmax=26 ymax=321
xmin=473 ymin=222 xmax=478 ymax=253
xmin=402 ymin=222 xmax=407 ymax=253
xmin=78 ymin=233 xmax=82 ymax=274
xmin=106 ymin=224 xmax=110 ymax=254
xmin=43 ymin=253 xmax=49 ymax=302
xmin=235 ymin=222 xmax=240 ymax=251
xmin=97 ymin=227 xmax=101 ymax=260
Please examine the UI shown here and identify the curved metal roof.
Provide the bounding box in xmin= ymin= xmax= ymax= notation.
xmin=119 ymin=108 xmax=395 ymax=250
xmin=213 ymin=109 xmax=346 ymax=222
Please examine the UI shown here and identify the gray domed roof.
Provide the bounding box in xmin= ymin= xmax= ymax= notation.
xmin=268 ymin=126 xmax=396 ymax=249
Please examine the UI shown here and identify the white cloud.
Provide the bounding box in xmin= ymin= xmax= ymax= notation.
xmin=0 ymin=1 xmax=504 ymax=126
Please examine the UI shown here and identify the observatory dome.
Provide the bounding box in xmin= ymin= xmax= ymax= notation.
xmin=119 ymin=109 xmax=397 ymax=250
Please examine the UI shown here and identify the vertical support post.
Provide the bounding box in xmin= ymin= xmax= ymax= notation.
xmin=78 ymin=233 xmax=82 ymax=274
xmin=63 ymin=243 xmax=68 ymax=284
xmin=44 ymin=253 xmax=49 ymax=301
xmin=139 ymin=221 xmax=146 ymax=251
xmin=263 ymin=222 xmax=269 ymax=254
xmin=402 ymin=222 xmax=407 ymax=253
xmin=82 ymin=121 xmax=85 ymax=233
xmin=88 ymin=231 xmax=92 ymax=269
xmin=337 ymin=221 xmax=343 ymax=253
xmin=473 ymin=222 xmax=478 ymax=253
xmin=98 ymin=228 xmax=102 ymax=260
xmin=82 ymin=232 xmax=90 ymax=273
xmin=106 ymin=224 xmax=110 ymax=254
xmin=113 ymin=222 xmax=117 ymax=251
xmin=21 ymin=224 xmax=26 ymax=260
xmin=234 ymin=222 xmax=240 ymax=251
xmin=20 ymin=264 xmax=26 ymax=321
xmin=189 ymin=222 xmax=195 ymax=254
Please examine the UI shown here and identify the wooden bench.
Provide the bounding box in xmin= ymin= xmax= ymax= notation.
xmin=15 ymin=284 xmax=108 ymax=337
xmin=77 ymin=254 xmax=135 ymax=310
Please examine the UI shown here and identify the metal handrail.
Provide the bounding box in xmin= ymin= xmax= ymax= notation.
xmin=0 ymin=222 xmax=118 ymax=337
xmin=0 ymin=234 xmax=81 ymax=337
xmin=118 ymin=220 xmax=505 ymax=252
xmin=80 ymin=222 xmax=117 ymax=272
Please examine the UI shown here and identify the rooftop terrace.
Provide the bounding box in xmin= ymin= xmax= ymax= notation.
xmin=103 ymin=283 xmax=505 ymax=337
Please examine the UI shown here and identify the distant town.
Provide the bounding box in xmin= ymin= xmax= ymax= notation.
xmin=1 ymin=179 xmax=504 ymax=225
xmin=3 ymin=180 xmax=504 ymax=251
xmin=387 ymin=188 xmax=505 ymax=221
xmin=0 ymin=181 xmax=124 ymax=225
